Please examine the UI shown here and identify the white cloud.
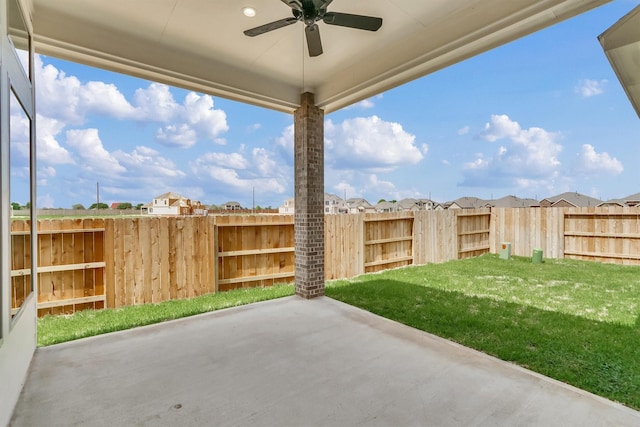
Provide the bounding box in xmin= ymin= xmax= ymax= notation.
xmin=457 ymin=126 xmax=470 ymax=135
xmin=65 ymin=128 xmax=126 ymax=176
xmin=253 ymin=148 xmax=278 ymax=177
xmin=194 ymin=152 xmax=249 ymax=170
xmin=156 ymin=124 xmax=198 ymax=148
xmin=190 ymin=148 xmax=289 ymax=197
xmin=333 ymin=182 xmax=357 ymax=199
xmin=182 ymin=92 xmax=229 ymax=141
xmin=36 ymin=55 xmax=229 ymax=147
xmin=113 ymin=146 xmax=186 ymax=179
xmin=575 ymin=79 xmax=607 ymax=98
xmin=275 ymin=124 xmax=295 ymax=165
xmin=36 ymin=56 xmax=136 ymax=124
xmin=348 ymin=94 xmax=383 ymax=109
xmin=80 ymin=81 xmax=138 ymax=119
xmin=133 ymin=83 xmax=178 ymax=122
xmin=326 ymin=116 xmax=423 ymax=171
xmin=365 ymin=174 xmax=398 ymax=197
xmin=574 ymin=144 xmax=623 ymax=175
xmin=37 ymin=166 xmax=57 ymax=186
xmin=36 ymin=115 xmax=75 ymax=165
xmin=462 ymin=114 xmax=562 ymax=187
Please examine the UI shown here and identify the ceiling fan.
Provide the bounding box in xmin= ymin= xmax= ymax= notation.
xmin=244 ymin=0 xmax=383 ymax=57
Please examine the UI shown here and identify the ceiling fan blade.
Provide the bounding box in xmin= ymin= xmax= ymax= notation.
xmin=313 ymin=0 xmax=333 ymax=11
xmin=281 ymin=0 xmax=302 ymax=12
xmin=305 ymin=24 xmax=323 ymax=57
xmin=323 ymin=12 xmax=382 ymax=31
xmin=244 ymin=17 xmax=298 ymax=37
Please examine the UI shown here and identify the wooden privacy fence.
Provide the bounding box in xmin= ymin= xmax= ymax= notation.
xmin=489 ymin=207 xmax=640 ymax=264
xmin=563 ymin=207 xmax=640 ymax=264
xmin=11 ymin=207 xmax=639 ymax=315
xmin=104 ymin=216 xmax=217 ymax=309
xmin=215 ymin=215 xmax=294 ymax=291
xmin=11 ymin=218 xmax=106 ymax=317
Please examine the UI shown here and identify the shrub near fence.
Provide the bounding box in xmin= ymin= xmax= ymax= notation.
xmin=10 ymin=207 xmax=640 ymax=316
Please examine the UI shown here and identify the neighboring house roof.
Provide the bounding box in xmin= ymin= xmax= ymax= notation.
xmin=484 ymin=195 xmax=540 ymax=208
xmin=346 ymin=198 xmax=372 ymax=207
xmin=375 ymin=201 xmax=397 ymax=211
xmin=599 ymin=192 xmax=640 ymax=207
xmin=325 ymin=193 xmax=345 ymax=203
xmin=622 ymin=192 xmax=640 ymax=206
xmin=154 ymin=191 xmax=183 ymax=200
xmin=449 ymin=197 xmax=486 ymax=209
xmin=540 ymin=192 xmax=601 ymax=207
xmin=397 ymin=198 xmax=418 ymax=210
xmin=170 ymin=199 xmax=190 ymax=208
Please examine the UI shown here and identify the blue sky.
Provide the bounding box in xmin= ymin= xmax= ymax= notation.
xmin=11 ymin=1 xmax=640 ymax=209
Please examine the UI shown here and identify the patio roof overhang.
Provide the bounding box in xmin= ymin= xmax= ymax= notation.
xmin=599 ymin=4 xmax=640 ymax=119
xmin=31 ymin=0 xmax=611 ymax=114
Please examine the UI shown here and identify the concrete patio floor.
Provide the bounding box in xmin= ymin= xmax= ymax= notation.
xmin=11 ymin=296 xmax=640 ymax=426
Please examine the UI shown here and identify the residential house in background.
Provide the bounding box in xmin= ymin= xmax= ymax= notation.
xmin=375 ymin=200 xmax=398 ymax=213
xmin=347 ymin=198 xmax=375 ymax=214
xmin=279 ymin=198 xmax=295 ymax=214
xmin=324 ymin=193 xmax=349 ymax=214
xmin=279 ymin=194 xmax=350 ymax=214
xmin=599 ymin=192 xmax=640 ymax=207
xmin=483 ymin=195 xmax=540 ymax=208
xmin=444 ymin=196 xmax=486 ymax=209
xmin=396 ymin=198 xmax=440 ymax=211
xmin=147 ymin=192 xmax=206 ymax=215
xmin=416 ymin=198 xmax=438 ymax=210
xmin=279 ymin=192 xmax=638 ymax=214
xmin=397 ymin=198 xmax=421 ymax=211
xmin=539 ymin=192 xmax=601 ymax=208
xmin=223 ymin=201 xmax=243 ymax=211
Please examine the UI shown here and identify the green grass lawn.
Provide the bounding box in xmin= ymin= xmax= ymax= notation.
xmin=325 ymin=254 xmax=640 ymax=410
xmin=38 ymin=284 xmax=294 ymax=346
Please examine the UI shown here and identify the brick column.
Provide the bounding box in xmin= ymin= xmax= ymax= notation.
xmin=294 ymin=92 xmax=325 ymax=298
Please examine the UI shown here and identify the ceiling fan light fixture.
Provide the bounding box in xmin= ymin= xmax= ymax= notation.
xmin=242 ymin=7 xmax=257 ymax=18
xmin=243 ymin=0 xmax=382 ymax=56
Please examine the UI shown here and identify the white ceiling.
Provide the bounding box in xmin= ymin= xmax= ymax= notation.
xmin=599 ymin=4 xmax=640 ymax=119
xmin=31 ymin=0 xmax=611 ymax=113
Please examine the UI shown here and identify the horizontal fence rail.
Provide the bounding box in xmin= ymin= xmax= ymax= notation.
xmin=10 ymin=207 xmax=640 ymax=315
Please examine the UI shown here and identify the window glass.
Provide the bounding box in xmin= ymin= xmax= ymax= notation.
xmin=7 ymin=0 xmax=30 ymax=78
xmin=10 ymin=89 xmax=33 ymax=319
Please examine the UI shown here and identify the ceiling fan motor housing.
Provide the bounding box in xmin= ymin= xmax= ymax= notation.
xmin=244 ymin=0 xmax=381 ymax=57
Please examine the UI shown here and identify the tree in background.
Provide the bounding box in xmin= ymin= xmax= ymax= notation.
xmin=72 ymin=204 xmax=86 ymax=210
xmin=117 ymin=202 xmax=133 ymax=210
xmin=89 ymin=202 xmax=109 ymax=209
xmin=135 ymin=203 xmax=144 ymax=209
xmin=11 ymin=202 xmax=21 ymax=210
